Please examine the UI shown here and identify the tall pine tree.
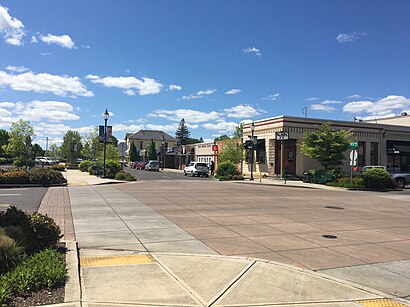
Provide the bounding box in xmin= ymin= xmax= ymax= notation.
xmin=175 ymin=118 xmax=190 ymax=145
xmin=129 ymin=142 xmax=139 ymax=162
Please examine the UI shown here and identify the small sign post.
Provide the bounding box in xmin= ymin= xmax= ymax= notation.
xmin=350 ymin=149 xmax=358 ymax=188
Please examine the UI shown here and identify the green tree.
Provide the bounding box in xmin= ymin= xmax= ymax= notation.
xmin=0 ymin=129 xmax=9 ymax=157
xmin=175 ymin=118 xmax=190 ymax=145
xmin=218 ymin=139 xmax=245 ymax=165
xmin=129 ymin=142 xmax=139 ymax=162
xmin=233 ymin=123 xmax=243 ymax=140
xmin=99 ymin=144 xmax=120 ymax=162
xmin=300 ymin=123 xmax=353 ymax=169
xmin=214 ymin=135 xmax=230 ymax=142
xmin=186 ymin=137 xmax=202 ymax=144
xmin=31 ymin=144 xmax=44 ymax=158
xmin=147 ymin=139 xmax=157 ymax=160
xmin=60 ymin=130 xmax=82 ymax=163
xmin=5 ymin=120 xmax=35 ymax=166
xmin=49 ymin=144 xmax=59 ymax=159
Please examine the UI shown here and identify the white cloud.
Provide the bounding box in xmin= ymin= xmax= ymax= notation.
xmin=182 ymin=94 xmax=202 ymax=100
xmin=348 ymin=94 xmax=361 ymax=99
xmin=336 ymin=31 xmax=366 ymax=43
xmin=34 ymin=123 xmax=72 ymax=136
xmin=39 ymin=33 xmax=75 ymax=49
xmin=203 ymin=121 xmax=238 ymax=132
xmin=86 ymin=74 xmax=162 ymax=95
xmin=306 ymin=97 xmax=319 ymax=101
xmin=225 ymin=89 xmax=241 ymax=95
xmin=0 ymin=5 xmax=25 ymax=46
xmin=0 ymin=108 xmax=11 ymax=116
xmin=244 ymin=47 xmax=262 ymax=57
xmin=30 ymin=35 xmax=38 ymax=43
xmin=6 ymin=65 xmax=29 ymax=73
xmin=310 ymin=104 xmax=336 ymax=112
xmin=0 ymin=70 xmax=93 ymax=97
xmin=0 ymin=101 xmax=15 ymax=108
xmin=197 ymin=89 xmax=216 ymax=95
xmin=41 ymin=52 xmax=51 ymax=56
xmin=321 ymin=99 xmax=341 ymax=105
xmin=0 ymin=116 xmax=15 ymax=128
xmin=112 ymin=123 xmax=144 ymax=133
xmin=224 ymin=105 xmax=260 ymax=118
xmin=262 ymin=93 xmax=280 ymax=101
xmin=343 ymin=95 xmax=410 ymax=116
xmin=150 ymin=109 xmax=220 ymax=123
xmin=169 ymin=84 xmax=182 ymax=91
xmin=145 ymin=123 xmax=179 ymax=131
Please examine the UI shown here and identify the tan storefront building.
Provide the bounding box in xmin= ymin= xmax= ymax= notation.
xmin=242 ymin=115 xmax=410 ymax=177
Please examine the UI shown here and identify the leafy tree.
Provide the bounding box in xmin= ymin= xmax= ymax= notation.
xmin=129 ymin=142 xmax=139 ymax=162
xmin=300 ymin=123 xmax=353 ymax=169
xmin=99 ymin=144 xmax=120 ymax=162
xmin=111 ymin=135 xmax=119 ymax=147
xmin=199 ymin=137 xmax=204 ymax=143
xmin=214 ymin=135 xmax=230 ymax=142
xmin=60 ymin=130 xmax=82 ymax=163
xmin=175 ymin=118 xmax=190 ymax=145
xmin=31 ymin=144 xmax=44 ymax=158
xmin=233 ymin=123 xmax=243 ymax=140
xmin=49 ymin=144 xmax=59 ymax=159
xmin=186 ymin=138 xmax=202 ymax=144
xmin=5 ymin=120 xmax=35 ymax=166
xmin=218 ymin=138 xmax=245 ymax=165
xmin=0 ymin=129 xmax=9 ymax=157
xmin=147 ymin=139 xmax=157 ymax=160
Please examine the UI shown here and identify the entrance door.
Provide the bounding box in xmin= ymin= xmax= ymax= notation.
xmin=275 ymin=140 xmax=296 ymax=175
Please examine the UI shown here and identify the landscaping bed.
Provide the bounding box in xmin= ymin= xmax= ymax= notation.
xmin=0 ymin=168 xmax=67 ymax=186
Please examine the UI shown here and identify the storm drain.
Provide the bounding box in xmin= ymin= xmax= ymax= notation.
xmin=80 ymin=254 xmax=156 ymax=267
xmin=324 ymin=205 xmax=344 ymax=210
xmin=322 ymin=234 xmax=338 ymax=239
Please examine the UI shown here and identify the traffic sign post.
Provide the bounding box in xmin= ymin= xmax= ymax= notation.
xmin=350 ymin=142 xmax=358 ymax=149
xmin=276 ymin=131 xmax=289 ymax=140
xmin=350 ymin=149 xmax=357 ymax=188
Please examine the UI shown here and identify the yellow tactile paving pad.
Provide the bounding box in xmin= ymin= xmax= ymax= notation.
xmin=357 ymin=298 xmax=408 ymax=307
xmin=80 ymin=254 xmax=156 ymax=267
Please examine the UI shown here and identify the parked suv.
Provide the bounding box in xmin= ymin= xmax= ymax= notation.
xmin=145 ymin=160 xmax=159 ymax=172
xmin=184 ymin=162 xmax=209 ymax=177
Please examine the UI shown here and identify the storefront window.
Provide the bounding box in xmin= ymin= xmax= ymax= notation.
xmin=256 ymin=141 xmax=266 ymax=163
xmin=370 ymin=142 xmax=378 ymax=165
xmin=358 ymin=141 xmax=366 ymax=167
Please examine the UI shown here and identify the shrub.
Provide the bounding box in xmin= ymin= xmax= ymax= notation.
xmin=79 ymin=160 xmax=93 ymax=172
xmin=51 ymin=164 xmax=65 ymax=172
xmin=0 ymin=249 xmax=67 ymax=304
xmin=115 ymin=171 xmax=136 ymax=181
xmin=0 ymin=170 xmax=30 ymax=184
xmin=0 ymin=233 xmax=25 ymax=274
xmin=13 ymin=157 xmax=35 ymax=168
xmin=105 ymin=160 xmax=122 ymax=178
xmin=232 ymin=175 xmax=244 ymax=180
xmin=216 ymin=161 xmax=239 ymax=177
xmin=362 ymin=168 xmax=396 ymax=190
xmin=30 ymin=213 xmax=62 ymax=250
xmin=0 ymin=158 xmax=13 ymax=165
xmin=29 ymin=168 xmax=67 ymax=185
xmin=327 ymin=176 xmax=364 ymax=188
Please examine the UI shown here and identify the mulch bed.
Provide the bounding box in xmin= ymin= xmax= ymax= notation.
xmin=8 ymin=286 xmax=64 ymax=306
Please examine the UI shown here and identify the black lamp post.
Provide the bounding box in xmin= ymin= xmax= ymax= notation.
xmin=103 ymin=109 xmax=109 ymax=177
xmin=250 ymin=121 xmax=255 ymax=181
xmin=161 ymin=134 xmax=165 ymax=170
xmin=71 ymin=137 xmax=76 ymax=165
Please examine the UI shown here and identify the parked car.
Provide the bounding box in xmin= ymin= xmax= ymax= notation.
xmin=184 ymin=162 xmax=209 ymax=177
xmin=353 ymin=165 xmax=386 ymax=175
xmin=137 ymin=162 xmax=146 ymax=170
xmin=46 ymin=157 xmax=57 ymax=165
xmin=35 ymin=157 xmax=49 ymax=165
xmin=387 ymin=164 xmax=400 ymax=172
xmin=145 ymin=160 xmax=159 ymax=171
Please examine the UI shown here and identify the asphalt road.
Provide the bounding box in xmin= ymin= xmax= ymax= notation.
xmin=125 ymin=166 xmax=212 ymax=181
xmin=0 ymin=187 xmax=47 ymax=213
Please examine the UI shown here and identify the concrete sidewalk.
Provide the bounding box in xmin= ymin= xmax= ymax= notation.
xmin=46 ymin=180 xmax=407 ymax=306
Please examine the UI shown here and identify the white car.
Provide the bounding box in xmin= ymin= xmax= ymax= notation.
xmin=145 ymin=160 xmax=160 ymax=171
xmin=184 ymin=162 xmax=209 ymax=177
xmin=35 ymin=157 xmax=49 ymax=165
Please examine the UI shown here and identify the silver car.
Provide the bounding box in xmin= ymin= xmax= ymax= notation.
xmin=145 ymin=160 xmax=160 ymax=172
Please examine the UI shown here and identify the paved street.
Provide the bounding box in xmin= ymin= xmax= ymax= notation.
xmin=126 ymin=166 xmax=212 ymax=181
xmin=0 ymin=187 xmax=47 ymax=213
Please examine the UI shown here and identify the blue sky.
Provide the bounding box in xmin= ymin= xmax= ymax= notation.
xmin=1 ymin=0 xmax=410 ymax=147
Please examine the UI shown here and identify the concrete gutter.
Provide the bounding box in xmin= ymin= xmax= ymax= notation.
xmin=63 ymin=240 xmax=81 ymax=304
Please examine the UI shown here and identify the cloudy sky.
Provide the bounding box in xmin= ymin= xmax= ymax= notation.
xmin=0 ymin=1 xmax=409 ymax=147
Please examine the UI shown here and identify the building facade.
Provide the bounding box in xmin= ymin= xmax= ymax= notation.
xmin=242 ymin=115 xmax=410 ymax=177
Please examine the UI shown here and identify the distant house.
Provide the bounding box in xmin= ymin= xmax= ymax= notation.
xmin=125 ymin=130 xmax=177 ymax=162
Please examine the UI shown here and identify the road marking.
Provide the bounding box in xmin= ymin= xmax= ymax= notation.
xmin=80 ymin=254 xmax=156 ymax=267
xmin=0 ymin=194 xmax=21 ymax=196
xmin=357 ymin=298 xmax=407 ymax=307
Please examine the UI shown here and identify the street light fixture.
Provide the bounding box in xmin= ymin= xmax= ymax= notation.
xmin=250 ymin=121 xmax=255 ymax=181
xmin=103 ymin=109 xmax=109 ymax=177
xmin=161 ymin=134 xmax=165 ymax=170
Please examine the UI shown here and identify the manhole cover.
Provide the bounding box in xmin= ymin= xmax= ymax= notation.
xmin=324 ymin=205 xmax=344 ymax=210
xmin=322 ymin=234 xmax=338 ymax=239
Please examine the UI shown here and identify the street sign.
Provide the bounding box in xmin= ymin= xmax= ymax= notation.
xmin=248 ymin=135 xmax=258 ymax=145
xmin=276 ymin=131 xmax=289 ymax=140
xmin=350 ymin=142 xmax=358 ymax=149
xmin=118 ymin=142 xmax=127 ymax=156
xmin=349 ymin=149 xmax=357 ymax=166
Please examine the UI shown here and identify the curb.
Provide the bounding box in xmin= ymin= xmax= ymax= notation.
xmin=63 ymin=240 xmax=81 ymax=304
xmin=232 ymin=181 xmax=333 ymax=190
xmin=0 ymin=183 xmax=67 ymax=189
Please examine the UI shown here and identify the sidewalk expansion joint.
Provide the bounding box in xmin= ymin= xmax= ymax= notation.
xmin=357 ymin=298 xmax=408 ymax=307
xmin=80 ymin=254 xmax=156 ymax=267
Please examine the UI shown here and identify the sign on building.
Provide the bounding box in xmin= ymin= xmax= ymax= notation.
xmin=275 ymin=131 xmax=289 ymax=140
